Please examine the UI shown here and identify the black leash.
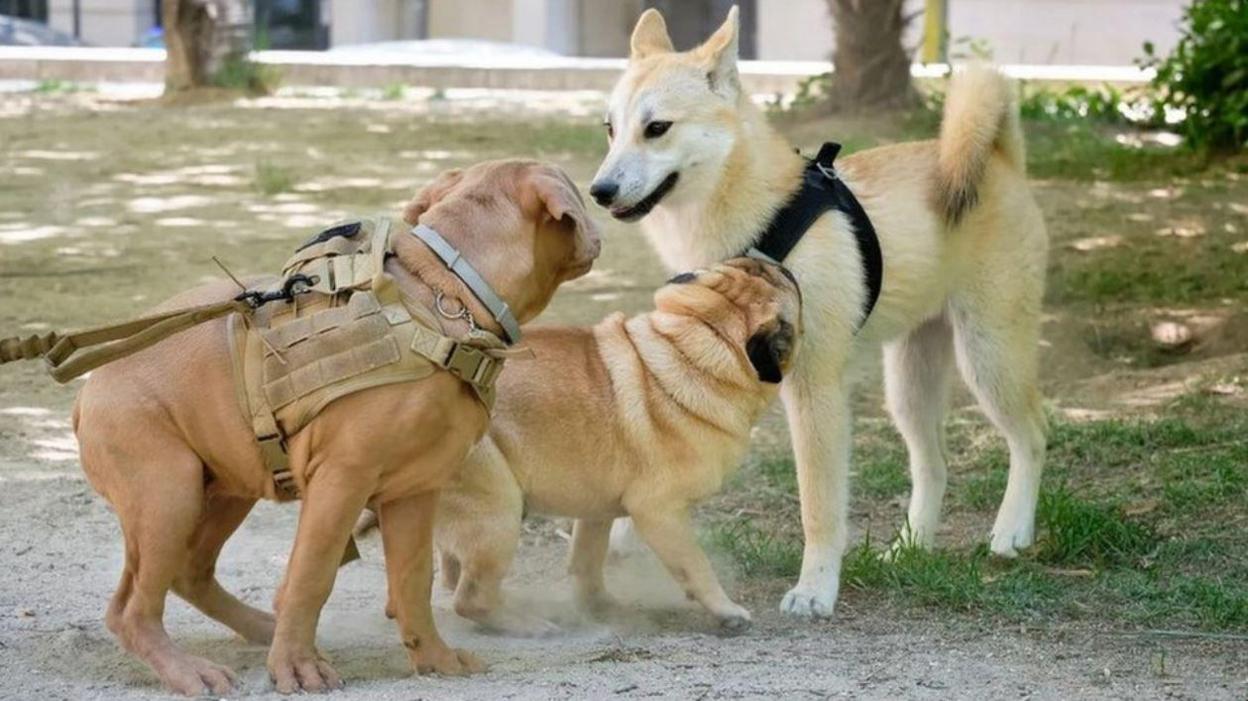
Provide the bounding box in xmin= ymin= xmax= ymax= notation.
xmin=746 ymin=142 xmax=883 ymax=330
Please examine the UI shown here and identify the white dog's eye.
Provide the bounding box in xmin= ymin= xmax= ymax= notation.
xmin=644 ymin=121 xmax=673 ymax=139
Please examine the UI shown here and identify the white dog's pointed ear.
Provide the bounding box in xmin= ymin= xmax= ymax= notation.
xmin=630 ymin=9 xmax=674 ymax=60
xmin=695 ymin=5 xmax=740 ymax=97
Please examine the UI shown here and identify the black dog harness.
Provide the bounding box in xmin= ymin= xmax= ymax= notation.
xmin=745 ymin=142 xmax=883 ymax=330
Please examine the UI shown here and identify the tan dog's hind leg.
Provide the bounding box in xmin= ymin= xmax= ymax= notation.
xmin=172 ymin=493 xmax=275 ymax=645
xmin=438 ymin=444 xmax=557 ymax=636
xmin=379 ymin=492 xmax=485 ymax=674
xmin=569 ymin=519 xmax=616 ymax=617
xmin=626 ymin=506 xmax=751 ymax=634
xmin=440 ymin=551 xmax=462 ymax=592
xmin=950 ymin=296 xmax=1046 ymax=558
xmin=884 ymin=315 xmax=956 ymax=552
xmin=101 ymin=450 xmax=238 ymax=696
xmin=266 ymin=471 xmax=368 ymax=694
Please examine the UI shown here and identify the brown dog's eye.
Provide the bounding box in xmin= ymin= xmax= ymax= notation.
xmin=644 ymin=121 xmax=673 ymax=139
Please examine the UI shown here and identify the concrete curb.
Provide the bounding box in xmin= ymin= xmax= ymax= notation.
xmin=0 ymin=47 xmax=1152 ymax=93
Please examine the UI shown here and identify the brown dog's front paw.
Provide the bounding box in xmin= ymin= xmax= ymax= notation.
xmin=268 ymin=647 xmax=343 ymax=694
xmin=159 ymin=653 xmax=237 ymax=697
xmin=407 ymin=640 xmax=486 ymax=676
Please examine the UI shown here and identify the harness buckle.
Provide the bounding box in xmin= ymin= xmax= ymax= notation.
xmin=443 ymin=343 xmax=499 ymax=388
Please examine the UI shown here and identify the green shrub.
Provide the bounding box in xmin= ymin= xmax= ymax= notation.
xmin=1141 ymin=0 xmax=1248 ymax=152
xmin=212 ymin=55 xmax=282 ymax=95
xmin=1018 ymin=84 xmax=1132 ymax=125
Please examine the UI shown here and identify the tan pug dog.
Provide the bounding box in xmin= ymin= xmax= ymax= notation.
xmin=428 ymin=258 xmax=800 ymax=635
xmin=71 ymin=160 xmax=600 ymax=696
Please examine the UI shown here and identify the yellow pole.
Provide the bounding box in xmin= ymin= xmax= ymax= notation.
xmin=922 ymin=0 xmax=947 ymax=64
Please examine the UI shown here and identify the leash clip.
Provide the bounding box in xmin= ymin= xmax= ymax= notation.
xmin=236 ymin=274 xmax=318 ymax=310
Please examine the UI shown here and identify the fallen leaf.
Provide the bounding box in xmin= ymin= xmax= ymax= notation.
xmin=1151 ymin=321 xmax=1193 ymax=350
xmin=1207 ymin=382 xmax=1242 ymax=396
xmin=1154 ymin=224 xmax=1205 ymax=238
xmin=1045 ymin=567 xmax=1095 ymax=577
xmin=1070 ymin=235 xmax=1124 ymax=252
xmin=1124 ymin=498 xmax=1161 ymax=516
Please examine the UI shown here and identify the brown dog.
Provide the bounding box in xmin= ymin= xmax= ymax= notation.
xmin=424 ymin=258 xmax=800 ymax=634
xmin=71 ymin=160 xmax=600 ymax=695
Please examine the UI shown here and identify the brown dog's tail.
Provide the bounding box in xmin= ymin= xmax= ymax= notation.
xmin=936 ymin=64 xmax=1024 ymax=225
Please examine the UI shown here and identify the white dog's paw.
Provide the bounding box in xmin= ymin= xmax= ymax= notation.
xmin=607 ymin=518 xmax=647 ymax=561
xmin=989 ymin=520 xmax=1035 ymax=558
xmin=779 ymin=584 xmax=837 ymax=619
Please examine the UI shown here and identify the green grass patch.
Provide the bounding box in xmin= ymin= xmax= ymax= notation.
xmin=33 ymin=79 xmax=88 ymax=94
xmin=1035 ymin=486 xmax=1157 ymax=566
xmin=707 ymin=518 xmax=802 ymax=578
xmin=254 ymin=161 xmax=295 ymax=196
xmin=712 ymin=406 xmax=1248 ymax=631
xmin=381 ymin=83 xmax=406 ymax=101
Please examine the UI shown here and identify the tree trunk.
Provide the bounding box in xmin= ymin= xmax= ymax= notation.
xmin=822 ymin=0 xmax=919 ymax=113
xmin=163 ymin=0 xmax=251 ymax=93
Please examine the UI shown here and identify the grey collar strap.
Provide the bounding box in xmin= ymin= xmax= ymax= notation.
xmin=409 ymin=224 xmax=522 ymax=344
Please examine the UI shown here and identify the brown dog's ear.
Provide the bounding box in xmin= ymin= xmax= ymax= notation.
xmin=528 ymin=168 xmax=602 ymax=258
xmin=693 ymin=5 xmax=740 ymax=97
xmin=746 ymin=318 xmax=795 ymax=384
xmin=403 ymin=168 xmax=464 ymax=225
xmin=630 ymin=8 xmax=675 ymax=60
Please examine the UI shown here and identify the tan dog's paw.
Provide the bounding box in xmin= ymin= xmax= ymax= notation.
xmin=481 ymin=609 xmax=562 ymax=637
xmin=407 ymin=641 xmax=486 ymax=676
xmin=576 ymin=590 xmax=620 ymax=620
xmin=267 ymin=646 xmax=343 ymax=694
xmin=716 ymin=605 xmax=753 ymax=636
xmin=158 ymin=653 xmax=237 ymax=697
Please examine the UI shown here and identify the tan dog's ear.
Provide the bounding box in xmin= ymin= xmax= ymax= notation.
xmin=528 ymin=168 xmax=602 ymax=262
xmin=630 ymin=8 xmax=674 ymax=60
xmin=746 ymin=318 xmax=795 ymax=384
xmin=403 ymin=168 xmax=464 ymax=225
xmin=693 ymin=5 xmax=740 ymax=97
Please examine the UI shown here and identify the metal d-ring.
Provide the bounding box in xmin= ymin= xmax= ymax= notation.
xmin=435 ymin=291 xmax=478 ymax=333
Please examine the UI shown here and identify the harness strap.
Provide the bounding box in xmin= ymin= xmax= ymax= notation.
xmin=409 ymin=224 xmax=522 ymax=344
xmin=748 ymin=142 xmax=883 ymax=330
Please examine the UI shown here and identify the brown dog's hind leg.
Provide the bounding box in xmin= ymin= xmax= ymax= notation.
xmin=380 ymin=491 xmax=486 ymax=673
xmin=172 ymin=493 xmax=275 ymax=645
xmin=101 ymin=451 xmax=238 ymax=696
xmin=569 ymin=519 xmax=617 ymax=617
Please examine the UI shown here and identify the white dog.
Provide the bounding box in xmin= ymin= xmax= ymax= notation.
xmin=590 ymin=8 xmax=1048 ymax=618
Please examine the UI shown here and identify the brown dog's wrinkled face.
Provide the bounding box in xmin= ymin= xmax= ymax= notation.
xmin=404 ymin=159 xmax=602 ymax=324
xmin=653 ymin=257 xmax=802 ymax=384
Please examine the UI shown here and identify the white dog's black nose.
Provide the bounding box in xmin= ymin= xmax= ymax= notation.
xmin=589 ymin=180 xmax=619 ymax=206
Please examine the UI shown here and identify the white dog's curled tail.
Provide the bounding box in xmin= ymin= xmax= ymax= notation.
xmin=936 ymin=64 xmax=1025 ymax=225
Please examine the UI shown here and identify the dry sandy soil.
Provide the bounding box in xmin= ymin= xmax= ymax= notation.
xmin=0 ymin=89 xmax=1245 ymax=700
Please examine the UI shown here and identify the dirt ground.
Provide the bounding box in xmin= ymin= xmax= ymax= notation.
xmin=1 ymin=88 xmax=1245 ymax=699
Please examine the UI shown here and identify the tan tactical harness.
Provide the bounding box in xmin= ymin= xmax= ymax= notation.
xmin=0 ymin=216 xmax=511 ymax=505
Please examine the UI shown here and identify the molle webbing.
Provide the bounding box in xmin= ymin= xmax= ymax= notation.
xmin=231 ymin=216 xmax=508 ymax=502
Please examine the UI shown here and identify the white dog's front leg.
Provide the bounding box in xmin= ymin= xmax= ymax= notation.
xmin=779 ymin=358 xmax=852 ymax=619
